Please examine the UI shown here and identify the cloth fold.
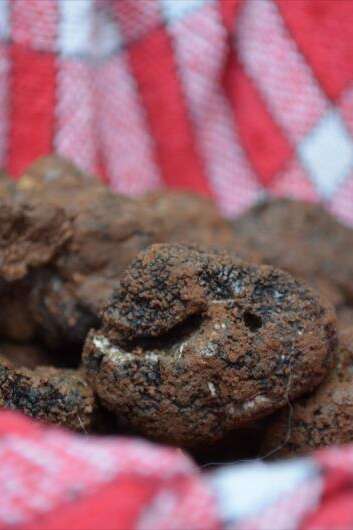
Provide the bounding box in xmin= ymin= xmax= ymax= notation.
xmin=1 ymin=411 xmax=353 ymax=530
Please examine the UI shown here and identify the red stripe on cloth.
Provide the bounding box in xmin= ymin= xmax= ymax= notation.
xmin=22 ymin=476 xmax=160 ymax=530
xmin=237 ymin=0 xmax=328 ymax=143
xmin=271 ymin=159 xmax=318 ymax=202
xmin=128 ymin=27 xmax=211 ymax=195
xmin=96 ymin=148 xmax=110 ymax=186
xmin=168 ymin=3 xmax=260 ymax=216
xmin=302 ymin=491 xmax=353 ymax=530
xmin=225 ymin=60 xmax=292 ymax=187
xmin=0 ymin=43 xmax=9 ymax=170
xmin=219 ymin=0 xmax=243 ymax=31
xmin=8 ymin=44 xmax=56 ymax=177
xmin=276 ymin=0 xmax=353 ymax=101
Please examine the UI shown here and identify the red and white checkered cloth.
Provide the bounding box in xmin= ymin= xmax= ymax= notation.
xmin=1 ymin=0 xmax=353 ymax=223
xmin=1 ymin=1 xmax=353 ymax=528
xmin=2 ymin=411 xmax=353 ymax=530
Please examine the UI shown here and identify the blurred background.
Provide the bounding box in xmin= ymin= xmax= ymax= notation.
xmin=0 ymin=0 xmax=353 ymax=223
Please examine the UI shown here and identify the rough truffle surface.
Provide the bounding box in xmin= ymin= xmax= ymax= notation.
xmin=16 ymin=156 xmax=162 ymax=346
xmin=232 ymin=199 xmax=353 ymax=307
xmin=262 ymin=329 xmax=353 ymax=457
xmin=83 ymin=244 xmax=336 ymax=447
xmin=0 ymin=195 xmax=72 ymax=282
xmin=0 ymin=355 xmax=96 ymax=431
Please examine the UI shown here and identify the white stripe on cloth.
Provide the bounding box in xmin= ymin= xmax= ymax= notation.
xmin=0 ymin=0 xmax=9 ymax=40
xmin=58 ymin=0 xmax=94 ymax=57
xmin=238 ymin=0 xmax=328 ymax=143
xmin=169 ymin=2 xmax=261 ymax=217
xmin=55 ymin=59 xmax=98 ymax=175
xmin=208 ymin=458 xmax=318 ymax=524
xmin=95 ymin=53 xmax=162 ymax=194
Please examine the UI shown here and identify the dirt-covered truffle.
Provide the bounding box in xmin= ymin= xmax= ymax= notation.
xmin=15 ymin=156 xmax=163 ymax=347
xmin=232 ymin=199 xmax=353 ymax=308
xmin=0 ymin=355 xmax=96 ymax=431
xmin=0 ymin=195 xmax=72 ymax=282
xmin=0 ymin=194 xmax=72 ymax=345
xmin=262 ymin=329 xmax=353 ymax=458
xmin=83 ymin=243 xmax=336 ymax=447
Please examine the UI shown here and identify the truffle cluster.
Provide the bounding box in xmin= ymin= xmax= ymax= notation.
xmin=0 ymin=157 xmax=352 ymax=460
xmin=0 ymin=156 xmax=234 ymax=433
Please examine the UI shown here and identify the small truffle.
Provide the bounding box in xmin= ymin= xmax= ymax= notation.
xmin=0 ymin=355 xmax=96 ymax=432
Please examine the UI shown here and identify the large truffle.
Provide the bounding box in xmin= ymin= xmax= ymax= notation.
xmin=232 ymin=199 xmax=353 ymax=308
xmin=83 ymin=244 xmax=336 ymax=447
xmin=262 ymin=329 xmax=353 ymax=458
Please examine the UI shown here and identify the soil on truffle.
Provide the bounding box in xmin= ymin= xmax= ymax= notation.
xmin=0 ymin=353 xmax=96 ymax=432
xmin=83 ymin=243 xmax=336 ymax=447
xmin=261 ymin=327 xmax=353 ymax=458
xmin=0 ymin=194 xmax=72 ymax=283
xmin=12 ymin=156 xmax=163 ymax=348
xmin=232 ymin=199 xmax=353 ymax=309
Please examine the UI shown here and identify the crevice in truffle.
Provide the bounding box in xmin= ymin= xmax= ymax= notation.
xmin=121 ymin=313 xmax=204 ymax=355
xmin=243 ymin=311 xmax=263 ymax=332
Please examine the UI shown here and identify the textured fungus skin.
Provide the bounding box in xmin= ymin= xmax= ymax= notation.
xmin=1 ymin=157 xmax=241 ymax=350
xmin=0 ymin=355 xmax=96 ymax=431
xmin=15 ymin=156 xmax=162 ymax=347
xmin=0 ymin=196 xmax=72 ymax=282
xmin=0 ymin=194 xmax=73 ymax=344
xmin=262 ymin=328 xmax=353 ymax=458
xmin=232 ymin=199 xmax=353 ymax=308
xmin=83 ymin=244 xmax=337 ymax=447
